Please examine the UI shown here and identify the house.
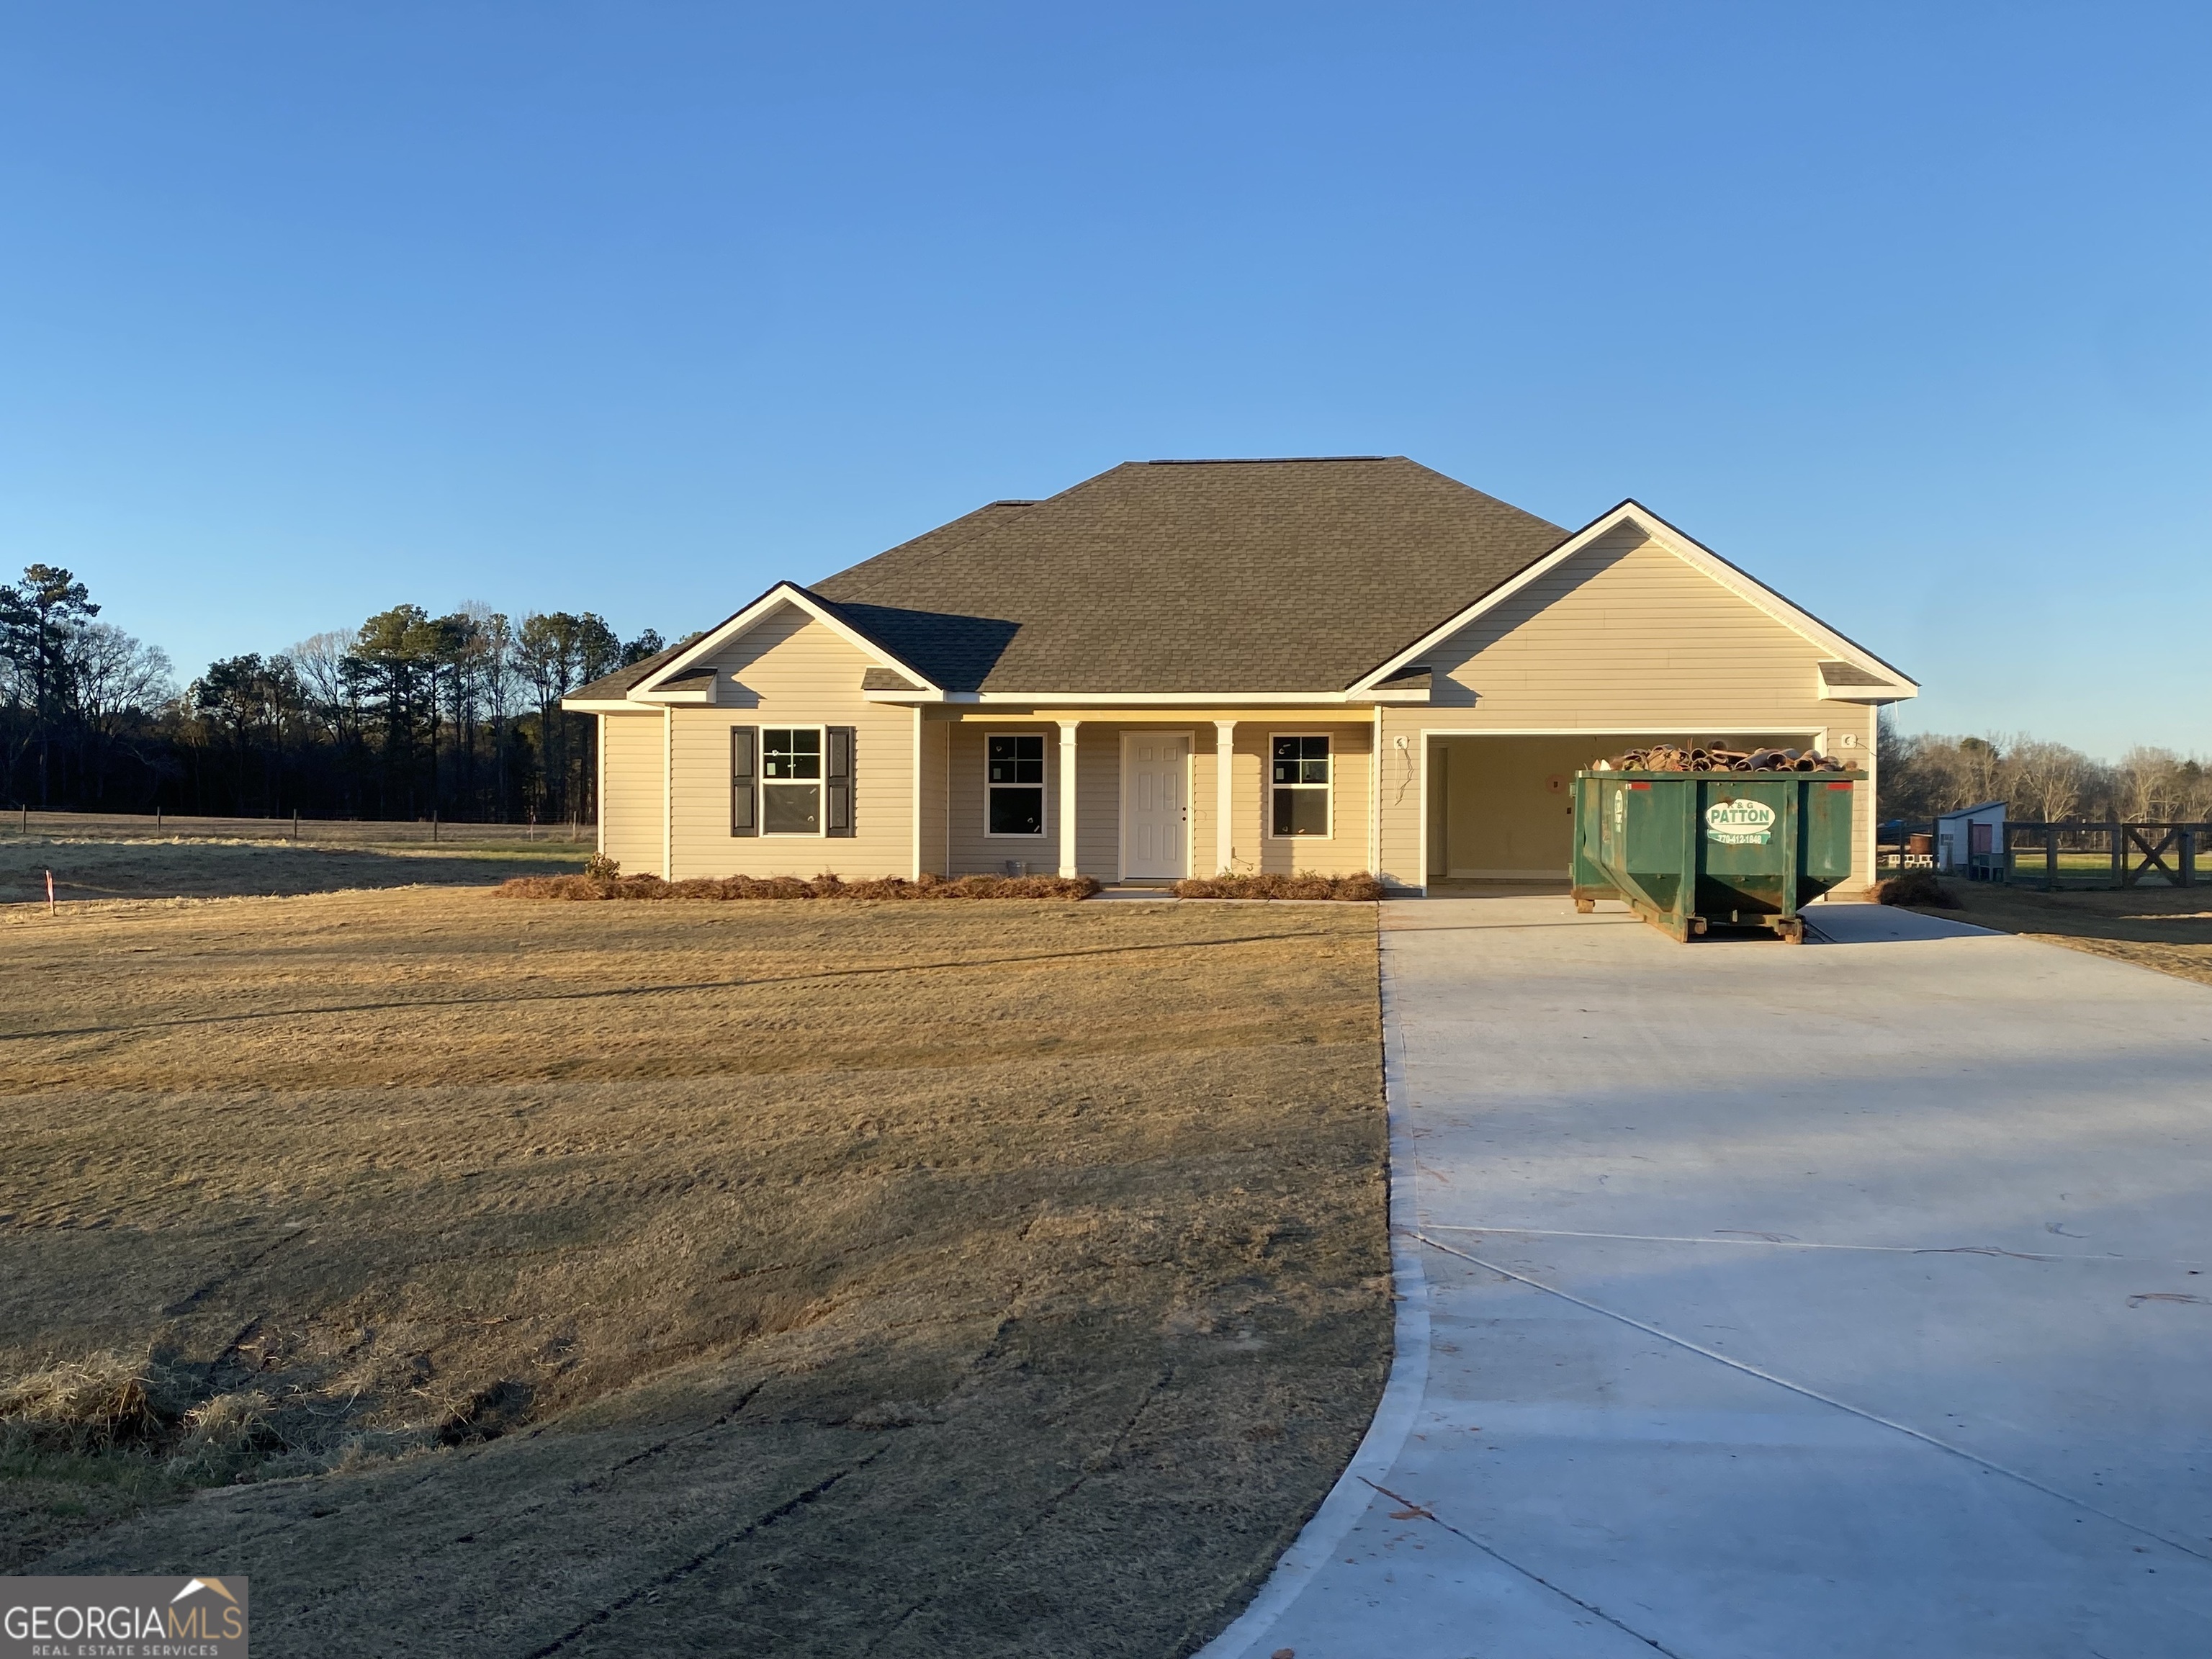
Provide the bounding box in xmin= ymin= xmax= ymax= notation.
xmin=563 ymin=457 xmax=1917 ymax=892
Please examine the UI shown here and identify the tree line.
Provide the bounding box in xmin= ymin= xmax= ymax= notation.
xmin=1879 ymin=716 xmax=2212 ymax=824
xmin=0 ymin=563 xmax=673 ymax=822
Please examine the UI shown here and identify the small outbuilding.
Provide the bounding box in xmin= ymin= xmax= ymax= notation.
xmin=1936 ymin=801 xmax=2008 ymax=879
xmin=565 ymin=457 xmax=1919 ymax=892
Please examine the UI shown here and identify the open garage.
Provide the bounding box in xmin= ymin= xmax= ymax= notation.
xmin=1422 ymin=732 xmax=1824 ymax=884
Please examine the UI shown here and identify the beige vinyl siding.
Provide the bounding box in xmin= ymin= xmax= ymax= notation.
xmin=1376 ymin=525 xmax=1879 ymax=891
xmin=665 ymin=604 xmax=913 ymax=878
xmin=598 ymin=712 xmax=665 ymax=876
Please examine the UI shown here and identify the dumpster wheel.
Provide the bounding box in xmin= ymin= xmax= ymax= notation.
xmin=1776 ymin=917 xmax=1805 ymax=945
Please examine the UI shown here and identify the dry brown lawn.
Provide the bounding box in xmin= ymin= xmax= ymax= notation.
xmin=0 ymin=883 xmax=1388 ymax=1658
xmin=1920 ymin=881 xmax=2212 ymax=989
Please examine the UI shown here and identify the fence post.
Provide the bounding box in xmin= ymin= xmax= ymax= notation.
xmin=2046 ymin=827 xmax=2058 ymax=889
xmin=433 ymin=810 xmax=439 ymax=844
xmin=2182 ymin=827 xmax=2198 ymax=889
xmin=2110 ymin=820 xmax=2125 ymax=886
xmin=292 ymin=810 xmax=299 ymax=842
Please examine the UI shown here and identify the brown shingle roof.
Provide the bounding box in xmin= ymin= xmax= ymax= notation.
xmin=809 ymin=458 xmax=1568 ymax=693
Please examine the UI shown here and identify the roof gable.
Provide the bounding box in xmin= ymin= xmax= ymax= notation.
xmin=1352 ymin=500 xmax=1917 ymax=699
xmin=612 ymin=582 xmax=943 ymax=702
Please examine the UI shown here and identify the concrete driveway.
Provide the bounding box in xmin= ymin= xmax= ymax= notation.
xmin=1205 ymin=896 xmax=2212 ymax=1659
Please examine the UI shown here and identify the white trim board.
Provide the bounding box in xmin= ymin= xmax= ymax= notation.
xmin=909 ymin=707 xmax=923 ymax=883
xmin=1352 ymin=500 xmax=1919 ymax=699
xmin=885 ymin=690 xmax=1426 ymax=706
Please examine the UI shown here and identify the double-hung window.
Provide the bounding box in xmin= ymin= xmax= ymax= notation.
xmin=986 ymin=734 xmax=1046 ymax=836
xmin=1270 ymin=734 xmax=1331 ymax=837
xmin=762 ymin=727 xmax=824 ymax=835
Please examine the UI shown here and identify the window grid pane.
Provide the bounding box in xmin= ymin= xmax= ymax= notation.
xmin=763 ymin=783 xmax=822 ymax=834
xmin=763 ymin=728 xmax=822 ymax=780
xmin=1272 ymin=786 xmax=1329 ymax=837
xmin=1271 ymin=735 xmax=1330 ymax=786
xmin=989 ymin=787 xmax=1045 ymax=836
xmin=988 ymin=734 xmax=1045 ymax=784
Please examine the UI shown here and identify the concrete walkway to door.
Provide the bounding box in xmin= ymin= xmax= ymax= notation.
xmin=1202 ymin=895 xmax=2212 ymax=1659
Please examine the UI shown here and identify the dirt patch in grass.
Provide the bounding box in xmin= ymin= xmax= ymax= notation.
xmin=0 ymin=837 xmax=585 ymax=906
xmin=0 ymin=886 xmax=1387 ymax=1657
xmin=1920 ymin=882 xmax=2212 ymax=989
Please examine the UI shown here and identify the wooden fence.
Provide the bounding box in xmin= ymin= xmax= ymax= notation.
xmin=1876 ymin=820 xmax=2206 ymax=889
xmin=2002 ymin=822 xmax=2204 ymax=889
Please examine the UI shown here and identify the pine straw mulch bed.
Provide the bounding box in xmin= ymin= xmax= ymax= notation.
xmin=498 ymin=871 xmax=1101 ymax=902
xmin=1173 ymin=873 xmax=1383 ymax=902
xmin=1863 ymin=871 xmax=1961 ymax=907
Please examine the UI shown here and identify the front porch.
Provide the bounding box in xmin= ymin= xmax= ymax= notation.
xmin=920 ymin=711 xmax=1379 ymax=885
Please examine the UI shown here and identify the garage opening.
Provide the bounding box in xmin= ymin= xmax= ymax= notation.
xmin=1424 ymin=733 xmax=1817 ymax=887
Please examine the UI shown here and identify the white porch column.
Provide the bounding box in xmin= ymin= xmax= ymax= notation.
xmin=1214 ymin=719 xmax=1236 ymax=876
xmin=1057 ymin=720 xmax=1081 ymax=878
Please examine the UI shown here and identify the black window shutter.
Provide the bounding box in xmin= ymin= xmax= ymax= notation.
xmin=825 ymin=726 xmax=855 ymax=837
xmin=731 ymin=727 xmax=758 ymax=836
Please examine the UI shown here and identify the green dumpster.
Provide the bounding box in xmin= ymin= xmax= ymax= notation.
xmin=1570 ymin=770 xmax=1858 ymax=943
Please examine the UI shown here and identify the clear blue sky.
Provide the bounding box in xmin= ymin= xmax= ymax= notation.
xmin=3 ymin=4 xmax=2206 ymax=755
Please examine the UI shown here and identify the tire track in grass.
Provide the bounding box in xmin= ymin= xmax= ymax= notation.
xmin=0 ymin=930 xmax=1350 ymax=1044
xmin=521 ymin=1447 xmax=889 ymax=1658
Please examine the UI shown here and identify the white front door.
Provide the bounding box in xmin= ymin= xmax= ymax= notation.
xmin=1121 ymin=732 xmax=1190 ymax=878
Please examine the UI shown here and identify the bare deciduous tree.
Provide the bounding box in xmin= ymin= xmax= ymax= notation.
xmin=1878 ymin=715 xmax=2206 ymax=825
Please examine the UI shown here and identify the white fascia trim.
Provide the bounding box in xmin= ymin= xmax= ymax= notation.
xmin=630 ymin=582 xmax=944 ymax=699
xmin=872 ymin=688 xmax=1429 ymax=708
xmin=1417 ymin=723 xmax=1830 ymax=737
xmin=1349 ymin=501 xmax=1920 ymax=698
xmin=974 ymin=690 xmax=1363 ymax=706
xmin=562 ymin=697 xmax=650 ymax=714
xmin=626 ymin=688 xmax=716 ymax=705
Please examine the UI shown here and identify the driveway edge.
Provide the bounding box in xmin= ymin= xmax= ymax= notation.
xmin=1197 ymin=915 xmax=1430 ymax=1659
